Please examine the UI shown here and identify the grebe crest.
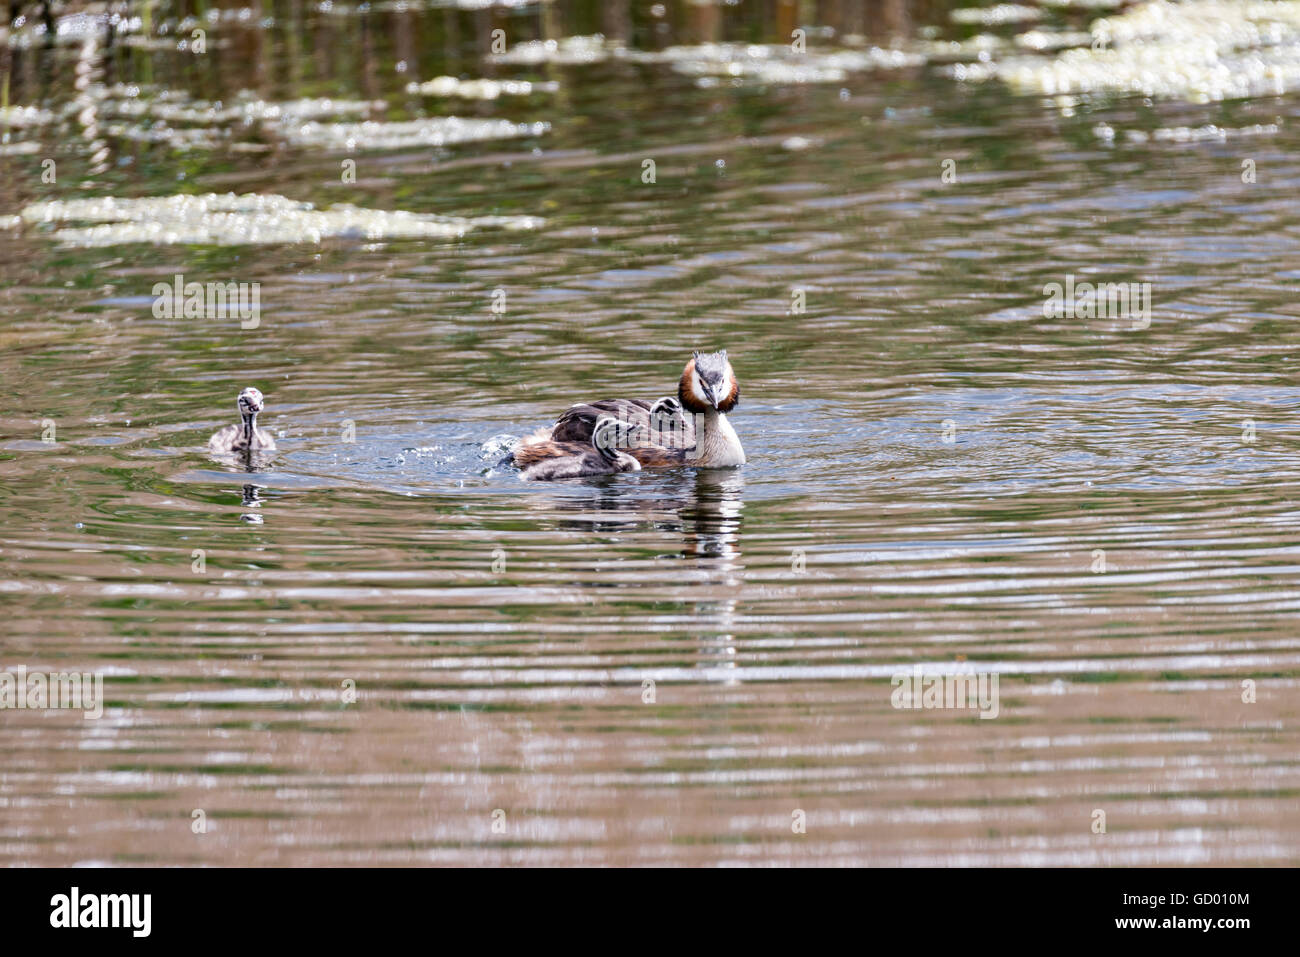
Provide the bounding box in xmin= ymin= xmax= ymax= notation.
xmin=209 ymin=386 xmax=277 ymax=453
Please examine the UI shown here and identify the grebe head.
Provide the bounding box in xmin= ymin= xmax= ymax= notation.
xmin=593 ymin=416 xmax=642 ymax=470
xmin=649 ymin=396 xmax=683 ymax=418
xmin=237 ymin=387 xmax=265 ymax=420
xmin=679 ymin=350 xmax=739 ymax=415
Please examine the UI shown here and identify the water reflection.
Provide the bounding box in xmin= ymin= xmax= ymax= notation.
xmin=536 ymin=468 xmax=746 ymax=681
xmin=4 ymin=0 xmax=1300 ymax=866
xmin=681 ymin=468 xmax=744 ymax=563
xmin=684 ymin=470 xmax=744 ymax=683
xmin=524 ymin=467 xmax=744 ymax=562
xmin=239 ymin=489 xmax=264 ymax=521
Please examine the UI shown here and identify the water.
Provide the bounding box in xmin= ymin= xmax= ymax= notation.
xmin=2 ymin=0 xmax=1300 ymax=865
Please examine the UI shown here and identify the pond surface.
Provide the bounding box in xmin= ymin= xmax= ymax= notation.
xmin=2 ymin=0 xmax=1300 ymax=865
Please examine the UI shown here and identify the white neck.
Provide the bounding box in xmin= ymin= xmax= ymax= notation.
xmin=693 ymin=410 xmax=746 ymax=467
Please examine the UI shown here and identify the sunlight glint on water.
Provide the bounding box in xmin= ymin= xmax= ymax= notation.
xmin=1 ymin=0 xmax=1299 ymax=865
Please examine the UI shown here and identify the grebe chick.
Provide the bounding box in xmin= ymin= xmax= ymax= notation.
xmin=209 ymin=386 xmax=277 ymax=453
xmin=649 ymin=395 xmax=683 ymax=418
xmin=520 ymin=416 xmax=641 ymax=481
xmin=514 ymin=351 xmax=745 ymax=470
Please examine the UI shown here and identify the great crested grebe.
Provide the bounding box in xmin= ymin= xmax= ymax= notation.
xmin=520 ymin=415 xmax=642 ymax=481
xmin=514 ymin=350 xmax=745 ymax=471
xmin=209 ymin=386 xmax=277 ymax=453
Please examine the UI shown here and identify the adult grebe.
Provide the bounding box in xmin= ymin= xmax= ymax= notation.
xmin=520 ymin=416 xmax=642 ymax=481
xmin=514 ymin=350 xmax=745 ymax=470
xmin=209 ymin=387 xmax=277 ymax=453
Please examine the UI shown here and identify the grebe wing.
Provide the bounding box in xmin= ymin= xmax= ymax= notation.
xmin=208 ymin=424 xmax=238 ymax=450
xmin=551 ymin=399 xmax=649 ymax=442
xmin=551 ymin=398 xmax=696 ymax=447
xmin=513 ymin=437 xmax=593 ymax=468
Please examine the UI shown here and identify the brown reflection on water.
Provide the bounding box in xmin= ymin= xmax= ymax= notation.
xmin=2 ymin=0 xmax=1300 ymax=866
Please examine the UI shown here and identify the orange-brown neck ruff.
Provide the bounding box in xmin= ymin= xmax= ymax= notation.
xmin=715 ymin=376 xmax=739 ymax=413
xmin=678 ymin=358 xmax=711 ymax=415
xmin=678 ymin=357 xmax=740 ymax=415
